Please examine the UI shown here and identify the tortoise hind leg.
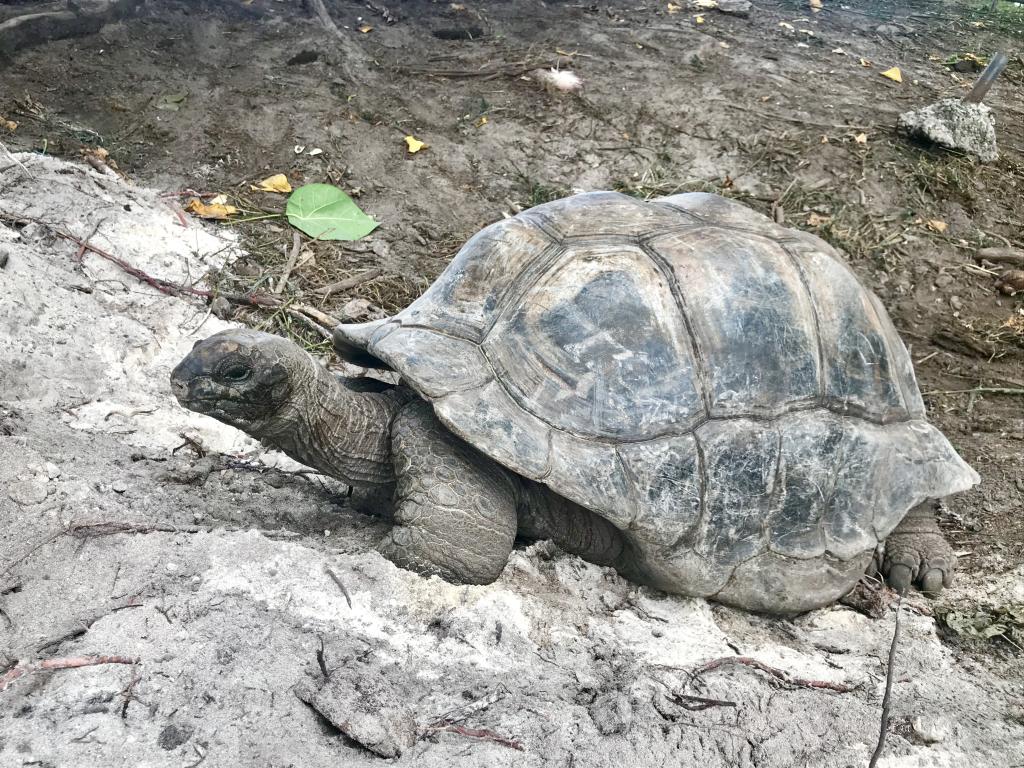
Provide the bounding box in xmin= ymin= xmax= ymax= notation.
xmin=378 ymin=401 xmax=517 ymax=584
xmin=881 ymin=500 xmax=956 ymax=596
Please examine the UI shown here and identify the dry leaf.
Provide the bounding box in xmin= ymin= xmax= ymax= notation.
xmin=450 ymin=3 xmax=466 ymax=9
xmin=820 ymin=135 xmax=830 ymax=143
xmin=358 ymin=24 xmax=373 ymax=33
xmin=667 ymin=2 xmax=681 ymax=12
xmin=1 ymin=118 xmax=16 ymax=133
xmin=779 ymin=21 xmax=794 ymax=30
xmin=692 ymin=0 xmax=718 ymax=7
xmin=807 ymin=212 xmax=831 ymax=226
xmin=405 ymin=135 xmax=427 ymax=154
xmin=881 ymin=66 xmax=902 ymax=82
xmin=251 ymin=173 xmax=293 ymax=194
xmin=927 ymin=219 xmax=948 ymax=233
xmin=854 ymin=133 xmax=868 ymax=144
xmin=859 ymin=58 xmax=872 ymax=68
xmin=695 ymin=14 xmax=705 ymax=23
xmin=307 ymin=148 xmax=323 ymax=157
xmin=475 ymin=115 xmax=488 ymax=127
xmin=809 ymin=0 xmax=822 ymax=10
xmin=185 ymin=197 xmax=238 ymax=220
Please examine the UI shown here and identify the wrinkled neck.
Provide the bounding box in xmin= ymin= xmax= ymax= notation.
xmin=255 ymin=356 xmax=398 ymax=487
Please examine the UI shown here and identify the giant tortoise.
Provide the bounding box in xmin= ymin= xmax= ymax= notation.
xmin=171 ymin=192 xmax=978 ymax=613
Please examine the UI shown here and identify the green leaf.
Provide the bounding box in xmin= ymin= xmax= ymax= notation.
xmin=286 ymin=184 xmax=379 ymax=241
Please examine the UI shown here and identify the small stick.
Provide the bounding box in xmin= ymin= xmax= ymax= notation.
xmin=922 ymin=387 xmax=1024 ymax=396
xmin=120 ymin=669 xmax=142 ymax=718
xmin=964 ymin=52 xmax=1008 ymax=104
xmin=292 ymin=303 xmax=340 ymax=328
xmin=324 ymin=566 xmax=353 ymax=608
xmin=274 ymin=231 xmax=302 ymax=294
xmin=316 ymin=635 xmax=329 ymax=678
xmin=426 ymin=724 xmax=524 ymax=751
xmin=308 ymin=0 xmax=345 ymax=40
xmin=868 ymin=593 xmax=903 ymax=768
xmin=0 ymin=140 xmax=33 ymax=179
xmin=73 ymin=221 xmax=103 ymax=263
xmin=313 ymin=267 xmax=384 ymax=298
xmin=689 ymin=656 xmax=856 ymax=693
xmin=672 ymin=692 xmax=738 ymax=711
xmin=1 ymin=655 xmax=138 ymax=692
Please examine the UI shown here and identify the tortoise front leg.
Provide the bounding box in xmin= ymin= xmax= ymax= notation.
xmin=378 ymin=401 xmax=517 ymax=584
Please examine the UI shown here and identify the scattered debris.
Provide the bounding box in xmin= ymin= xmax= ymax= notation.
xmin=880 ymin=66 xmax=903 ymax=83
xmin=404 ymin=135 xmax=428 ymax=153
xmin=688 ymin=656 xmax=856 ymax=693
xmin=533 ymin=68 xmax=583 ymax=93
xmin=995 ymin=270 xmax=1024 ymax=296
xmin=937 ymin=604 xmax=1024 ymax=649
xmin=252 ymin=174 xmax=293 ymax=194
xmin=688 ymin=0 xmax=751 ymax=15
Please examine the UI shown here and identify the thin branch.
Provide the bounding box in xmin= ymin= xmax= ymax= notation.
xmin=922 ymin=387 xmax=1024 ymax=396
xmin=312 ymin=267 xmax=383 ymax=298
xmin=1 ymin=655 xmax=138 ymax=692
xmin=868 ymin=593 xmax=903 ymax=768
xmin=425 ymin=724 xmax=524 ymax=751
xmin=324 ymin=566 xmax=353 ymax=609
xmin=274 ymin=231 xmax=302 ymax=294
xmin=689 ymin=656 xmax=856 ymax=693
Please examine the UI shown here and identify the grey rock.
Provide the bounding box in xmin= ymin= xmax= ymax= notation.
xmin=589 ymin=691 xmax=634 ymax=735
xmin=898 ymin=99 xmax=998 ymax=163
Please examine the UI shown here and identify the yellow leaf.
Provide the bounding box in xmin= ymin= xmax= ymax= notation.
xmin=667 ymin=2 xmax=680 ymax=13
xmin=927 ymin=219 xmax=948 ymax=233
xmin=881 ymin=66 xmax=902 ymax=82
xmin=695 ymin=14 xmax=705 ymax=23
xmin=251 ymin=173 xmax=293 ymax=194
xmin=809 ymin=0 xmax=822 ymax=10
xmin=185 ymin=198 xmax=238 ymax=220
xmin=405 ymin=135 xmax=427 ymax=154
xmin=854 ymin=133 xmax=868 ymax=144
xmin=475 ymin=115 xmax=488 ymax=127
xmin=358 ymin=24 xmax=373 ymax=33
xmin=820 ymin=135 xmax=830 ymax=143
xmin=2 ymin=119 xmax=17 ymax=133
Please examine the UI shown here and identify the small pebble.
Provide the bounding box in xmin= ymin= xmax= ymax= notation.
xmin=111 ymin=480 xmax=128 ymax=493
xmin=44 ymin=462 xmax=61 ymax=479
xmin=166 ymin=562 xmax=179 ymax=573
xmin=8 ymin=479 xmax=48 ymax=506
xmin=912 ymin=715 xmax=950 ymax=744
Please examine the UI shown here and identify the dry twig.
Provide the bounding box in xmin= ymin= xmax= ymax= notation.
xmin=868 ymin=593 xmax=903 ymax=768
xmin=1 ymin=655 xmax=137 ymax=692
xmin=689 ymin=656 xmax=856 ymax=693
xmin=324 ymin=566 xmax=353 ymax=609
xmin=313 ymin=268 xmax=384 ymax=298
xmin=274 ymin=231 xmax=302 ymax=294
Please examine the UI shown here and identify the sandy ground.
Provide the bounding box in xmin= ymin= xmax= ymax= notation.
xmin=1 ymin=1 xmax=1023 ymax=766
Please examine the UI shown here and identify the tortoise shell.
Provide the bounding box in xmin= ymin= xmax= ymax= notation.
xmin=335 ymin=192 xmax=978 ymax=609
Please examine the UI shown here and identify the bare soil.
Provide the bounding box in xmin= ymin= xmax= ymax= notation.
xmin=1 ymin=1 xmax=1023 ymax=766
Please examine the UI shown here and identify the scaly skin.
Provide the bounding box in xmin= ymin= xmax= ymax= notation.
xmin=881 ymin=501 xmax=956 ymax=595
xmin=171 ymin=329 xmax=631 ymax=585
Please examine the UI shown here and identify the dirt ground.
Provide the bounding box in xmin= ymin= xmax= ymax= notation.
xmin=1 ymin=1 xmax=1023 ymax=766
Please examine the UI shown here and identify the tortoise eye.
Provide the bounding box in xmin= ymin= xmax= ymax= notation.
xmin=219 ymin=362 xmax=251 ymax=383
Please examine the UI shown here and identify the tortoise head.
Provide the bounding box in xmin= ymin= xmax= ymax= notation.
xmin=170 ymin=329 xmax=299 ymax=432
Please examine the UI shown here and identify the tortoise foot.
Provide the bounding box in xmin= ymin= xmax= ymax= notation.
xmin=882 ymin=501 xmax=955 ymax=597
